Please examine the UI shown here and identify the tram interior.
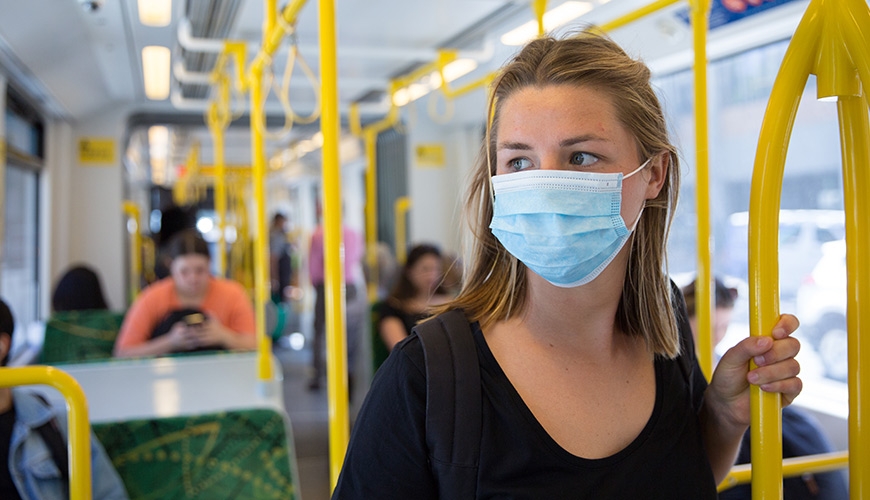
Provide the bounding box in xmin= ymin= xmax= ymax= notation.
xmin=0 ymin=0 xmax=861 ymax=498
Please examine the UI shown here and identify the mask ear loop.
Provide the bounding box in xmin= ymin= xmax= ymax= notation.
xmin=623 ymin=157 xmax=652 ymax=180
xmin=625 ymin=157 xmax=652 ymax=231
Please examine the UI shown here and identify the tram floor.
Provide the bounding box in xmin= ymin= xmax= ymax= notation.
xmin=274 ymin=342 xmax=368 ymax=500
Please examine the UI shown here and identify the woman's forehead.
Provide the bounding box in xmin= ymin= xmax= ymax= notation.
xmin=495 ymin=85 xmax=628 ymax=142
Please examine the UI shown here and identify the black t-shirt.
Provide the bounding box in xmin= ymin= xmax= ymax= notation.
xmin=377 ymin=300 xmax=428 ymax=337
xmin=0 ymin=408 xmax=23 ymax=500
xmin=334 ymin=323 xmax=716 ymax=499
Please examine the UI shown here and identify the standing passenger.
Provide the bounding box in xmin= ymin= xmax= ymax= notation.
xmin=333 ymin=30 xmax=802 ymax=498
xmin=113 ymin=230 xmax=256 ymax=358
xmin=307 ymin=219 xmax=366 ymax=391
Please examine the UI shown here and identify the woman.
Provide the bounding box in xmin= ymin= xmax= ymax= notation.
xmin=377 ymin=244 xmax=451 ymax=351
xmin=333 ymin=31 xmax=801 ymax=498
xmin=113 ymin=230 xmax=256 ymax=358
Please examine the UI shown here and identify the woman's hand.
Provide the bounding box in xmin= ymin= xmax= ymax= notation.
xmin=707 ymin=313 xmax=802 ymax=430
xmin=700 ymin=314 xmax=802 ymax=482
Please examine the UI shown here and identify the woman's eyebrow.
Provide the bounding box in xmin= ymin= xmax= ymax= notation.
xmin=497 ymin=141 xmax=531 ymax=151
xmin=559 ymin=134 xmax=611 ymax=147
xmin=497 ymin=134 xmax=612 ymax=151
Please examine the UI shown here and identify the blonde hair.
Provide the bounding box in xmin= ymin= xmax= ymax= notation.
xmin=441 ymin=30 xmax=682 ymax=358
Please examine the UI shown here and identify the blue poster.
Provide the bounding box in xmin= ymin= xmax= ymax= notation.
xmin=675 ymin=0 xmax=802 ymax=30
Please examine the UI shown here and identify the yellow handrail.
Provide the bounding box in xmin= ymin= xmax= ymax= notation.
xmin=121 ymin=201 xmax=142 ymax=304
xmin=0 ymin=366 xmax=92 ymax=500
xmin=719 ymin=450 xmax=850 ymax=491
xmin=748 ymin=0 xmax=870 ymax=496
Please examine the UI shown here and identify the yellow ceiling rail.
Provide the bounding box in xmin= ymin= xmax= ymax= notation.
xmin=0 ymin=367 xmax=91 ymax=500
xmin=747 ymin=0 xmax=870 ymax=496
xmin=122 ymin=201 xmax=142 ymax=304
xmin=596 ymin=0 xmax=682 ymax=32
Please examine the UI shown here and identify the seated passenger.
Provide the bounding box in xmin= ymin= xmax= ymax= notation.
xmin=0 ymin=298 xmax=129 ymax=500
xmin=51 ymin=265 xmax=110 ymax=312
xmin=682 ymin=277 xmax=848 ymax=500
xmin=113 ymin=230 xmax=256 ymax=358
xmin=376 ymin=244 xmax=451 ymax=351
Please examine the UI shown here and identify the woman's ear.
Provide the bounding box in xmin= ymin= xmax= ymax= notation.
xmin=644 ymin=151 xmax=669 ymax=200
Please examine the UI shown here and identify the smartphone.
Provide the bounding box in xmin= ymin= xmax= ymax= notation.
xmin=184 ymin=313 xmax=206 ymax=328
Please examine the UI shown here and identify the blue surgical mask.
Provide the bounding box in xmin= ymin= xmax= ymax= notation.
xmin=489 ymin=160 xmax=649 ymax=288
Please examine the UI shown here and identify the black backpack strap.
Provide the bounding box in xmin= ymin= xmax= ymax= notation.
xmin=31 ymin=394 xmax=70 ymax=483
xmin=413 ymin=309 xmax=481 ymax=498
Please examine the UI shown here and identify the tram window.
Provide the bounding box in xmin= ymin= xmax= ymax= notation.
xmin=1 ymin=164 xmax=40 ymax=330
xmin=656 ymin=36 xmax=848 ymax=398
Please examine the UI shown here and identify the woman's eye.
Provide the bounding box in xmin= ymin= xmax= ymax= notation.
xmin=508 ymin=158 xmax=533 ymax=171
xmin=570 ymin=152 xmax=598 ymax=166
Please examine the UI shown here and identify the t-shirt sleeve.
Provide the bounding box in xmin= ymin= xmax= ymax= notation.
xmin=218 ymin=281 xmax=256 ymax=336
xmin=332 ymin=335 xmax=437 ymax=499
xmin=115 ymin=284 xmax=163 ymax=349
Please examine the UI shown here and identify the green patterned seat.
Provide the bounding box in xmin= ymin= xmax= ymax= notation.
xmin=93 ymin=408 xmax=298 ymax=500
xmin=39 ymin=310 xmax=125 ymax=364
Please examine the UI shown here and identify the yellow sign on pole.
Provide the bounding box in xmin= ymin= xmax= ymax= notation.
xmin=415 ymin=143 xmax=445 ymax=168
xmin=78 ymin=138 xmax=116 ymax=165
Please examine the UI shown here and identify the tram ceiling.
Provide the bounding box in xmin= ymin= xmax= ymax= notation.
xmin=0 ymin=0 xmax=805 ymax=128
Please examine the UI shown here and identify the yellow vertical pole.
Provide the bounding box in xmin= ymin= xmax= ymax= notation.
xmin=747 ymin=3 xmax=822 ymax=496
xmin=0 ymin=367 xmax=92 ymax=500
xmin=250 ymin=58 xmax=272 ymax=382
xmin=122 ymin=202 xmax=142 ymax=303
xmin=319 ymin=0 xmax=349 ymax=490
xmin=211 ymin=76 xmax=230 ymax=277
xmin=364 ymin=129 xmax=379 ymax=300
xmin=837 ymin=0 xmax=870 ymax=492
xmin=690 ymin=0 xmax=714 ymax=380
xmin=533 ymin=0 xmax=547 ymax=36
xmin=839 ymin=95 xmax=870 ymax=500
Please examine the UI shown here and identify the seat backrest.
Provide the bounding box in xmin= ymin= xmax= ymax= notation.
xmin=93 ymin=407 xmax=299 ymax=500
xmin=39 ymin=310 xmax=125 ymax=364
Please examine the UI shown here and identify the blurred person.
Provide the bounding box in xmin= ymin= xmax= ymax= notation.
xmin=51 ymin=265 xmax=109 ymax=312
xmin=333 ymin=30 xmax=801 ymax=498
xmin=113 ymin=230 xmax=256 ymax=358
xmin=0 ymin=298 xmax=128 ymax=500
xmin=683 ymin=277 xmax=848 ymax=500
xmin=307 ymin=219 xmax=366 ymax=392
xmin=376 ymin=244 xmax=451 ymax=351
xmin=269 ymin=213 xmax=295 ymax=304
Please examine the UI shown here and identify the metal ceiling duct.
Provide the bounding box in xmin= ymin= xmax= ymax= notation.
xmin=180 ymin=0 xmax=244 ymax=99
